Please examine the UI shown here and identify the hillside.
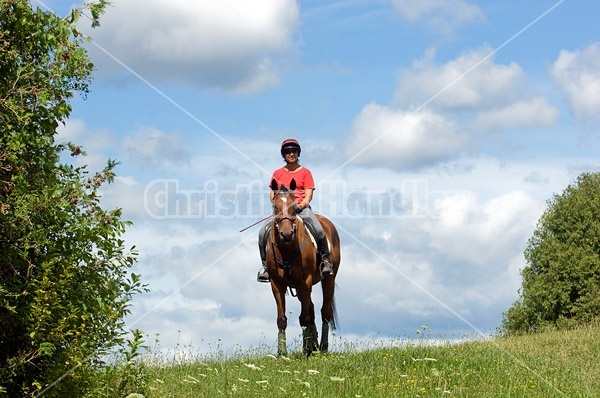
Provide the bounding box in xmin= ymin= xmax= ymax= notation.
xmin=142 ymin=322 xmax=599 ymax=397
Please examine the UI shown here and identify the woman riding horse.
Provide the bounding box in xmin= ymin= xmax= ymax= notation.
xmin=265 ymin=178 xmax=340 ymax=356
xmin=257 ymin=139 xmax=334 ymax=282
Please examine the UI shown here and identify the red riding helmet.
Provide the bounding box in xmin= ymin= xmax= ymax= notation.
xmin=280 ymin=138 xmax=301 ymax=157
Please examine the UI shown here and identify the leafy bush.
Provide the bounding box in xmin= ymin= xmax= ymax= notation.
xmin=503 ymin=172 xmax=600 ymax=333
xmin=1 ymin=1 xmax=148 ymax=395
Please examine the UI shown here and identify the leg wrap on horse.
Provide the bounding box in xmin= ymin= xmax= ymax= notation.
xmin=302 ymin=326 xmax=317 ymax=356
xmin=320 ymin=322 xmax=330 ymax=352
xmin=309 ymin=324 xmax=319 ymax=351
xmin=277 ymin=330 xmax=287 ymax=357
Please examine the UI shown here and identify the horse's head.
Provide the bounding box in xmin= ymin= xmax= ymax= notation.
xmin=271 ymin=178 xmax=298 ymax=244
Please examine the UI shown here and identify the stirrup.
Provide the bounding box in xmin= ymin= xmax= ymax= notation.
xmin=257 ymin=268 xmax=270 ymax=283
xmin=320 ymin=258 xmax=334 ymax=277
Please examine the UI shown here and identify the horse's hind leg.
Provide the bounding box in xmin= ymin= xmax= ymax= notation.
xmin=319 ymin=276 xmax=336 ymax=352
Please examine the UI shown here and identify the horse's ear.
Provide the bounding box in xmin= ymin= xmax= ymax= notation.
xmin=289 ymin=179 xmax=296 ymax=191
xmin=270 ymin=179 xmax=278 ymax=191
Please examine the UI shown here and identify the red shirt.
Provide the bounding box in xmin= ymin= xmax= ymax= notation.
xmin=271 ymin=166 xmax=315 ymax=205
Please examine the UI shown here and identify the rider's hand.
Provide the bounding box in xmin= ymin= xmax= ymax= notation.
xmin=294 ymin=204 xmax=303 ymax=214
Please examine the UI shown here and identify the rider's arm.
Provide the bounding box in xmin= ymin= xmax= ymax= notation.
xmin=299 ymin=188 xmax=313 ymax=210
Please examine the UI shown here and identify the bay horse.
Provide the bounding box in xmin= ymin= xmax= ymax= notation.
xmin=265 ymin=178 xmax=340 ymax=356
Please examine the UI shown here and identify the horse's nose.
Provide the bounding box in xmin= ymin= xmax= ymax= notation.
xmin=279 ymin=230 xmax=293 ymax=242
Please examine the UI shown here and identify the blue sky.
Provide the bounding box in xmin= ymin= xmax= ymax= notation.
xmin=41 ymin=0 xmax=600 ymax=355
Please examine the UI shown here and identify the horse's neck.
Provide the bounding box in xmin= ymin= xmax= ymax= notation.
xmin=274 ymin=222 xmax=306 ymax=256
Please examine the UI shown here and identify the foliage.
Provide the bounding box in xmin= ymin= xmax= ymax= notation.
xmin=502 ymin=172 xmax=600 ymax=333
xmin=93 ymin=329 xmax=149 ymax=397
xmin=0 ymin=1 xmax=147 ymax=396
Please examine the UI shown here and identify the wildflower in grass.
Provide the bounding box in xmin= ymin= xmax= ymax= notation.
xmin=238 ymin=378 xmax=250 ymax=383
xmin=256 ymin=380 xmax=269 ymax=385
xmin=296 ymin=379 xmax=310 ymax=388
xmin=278 ymin=370 xmax=292 ymax=374
xmin=244 ymin=363 xmax=262 ymax=370
xmin=330 ymin=376 xmax=345 ymax=382
xmin=308 ymin=369 xmax=320 ymax=375
xmin=125 ymin=394 xmax=145 ymax=398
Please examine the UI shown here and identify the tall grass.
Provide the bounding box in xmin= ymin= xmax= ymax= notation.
xmin=135 ymin=322 xmax=599 ymax=397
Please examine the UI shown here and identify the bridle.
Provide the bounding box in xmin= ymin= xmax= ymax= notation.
xmin=272 ymin=191 xmax=298 ymax=240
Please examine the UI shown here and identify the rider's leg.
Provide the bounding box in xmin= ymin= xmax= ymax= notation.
xmin=257 ymin=221 xmax=272 ymax=282
xmin=300 ymin=209 xmax=334 ymax=277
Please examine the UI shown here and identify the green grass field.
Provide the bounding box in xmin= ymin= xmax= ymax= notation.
xmin=138 ymin=322 xmax=599 ymax=397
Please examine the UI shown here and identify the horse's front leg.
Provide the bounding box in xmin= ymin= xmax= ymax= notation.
xmin=270 ymin=279 xmax=288 ymax=356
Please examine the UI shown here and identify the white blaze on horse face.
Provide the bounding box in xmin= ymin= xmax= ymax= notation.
xmin=278 ymin=195 xmax=293 ymax=217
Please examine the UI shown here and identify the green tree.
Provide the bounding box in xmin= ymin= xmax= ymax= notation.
xmin=1 ymin=1 xmax=147 ymax=396
xmin=502 ymin=172 xmax=600 ymax=333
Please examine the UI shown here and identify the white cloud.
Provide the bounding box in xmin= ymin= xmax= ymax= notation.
xmin=122 ymin=126 xmax=190 ymax=170
xmin=475 ymin=97 xmax=558 ymax=131
xmin=550 ymin=42 xmax=600 ymax=126
xmin=345 ymin=103 xmax=467 ymax=170
xmin=84 ymin=0 xmax=300 ymax=93
xmin=389 ymin=0 xmax=484 ymax=33
xmin=388 ymin=45 xmax=559 ymax=147
xmin=428 ymin=190 xmax=541 ymax=266
xmin=97 ymin=150 xmax=588 ymax=353
xmin=394 ymin=46 xmax=526 ymax=111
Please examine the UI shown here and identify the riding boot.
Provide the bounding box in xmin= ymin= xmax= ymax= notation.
xmin=318 ymin=237 xmax=334 ymax=277
xmin=257 ymin=224 xmax=271 ymax=283
xmin=257 ymin=261 xmax=270 ymax=283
